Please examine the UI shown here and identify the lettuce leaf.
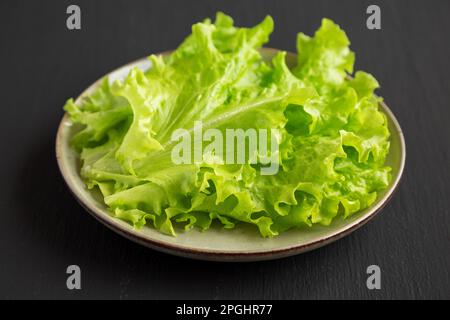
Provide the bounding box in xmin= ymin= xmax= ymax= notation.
xmin=64 ymin=14 xmax=391 ymax=237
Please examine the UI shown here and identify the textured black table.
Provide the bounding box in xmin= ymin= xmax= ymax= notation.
xmin=1 ymin=0 xmax=449 ymax=299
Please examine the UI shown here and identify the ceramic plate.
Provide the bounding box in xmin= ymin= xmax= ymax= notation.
xmin=56 ymin=48 xmax=406 ymax=262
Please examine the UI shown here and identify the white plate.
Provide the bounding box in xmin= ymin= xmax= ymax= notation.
xmin=56 ymin=48 xmax=406 ymax=262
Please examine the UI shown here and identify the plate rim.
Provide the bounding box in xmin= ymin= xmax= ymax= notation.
xmin=56 ymin=48 xmax=406 ymax=262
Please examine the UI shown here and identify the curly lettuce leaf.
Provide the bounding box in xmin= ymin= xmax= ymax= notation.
xmin=64 ymin=14 xmax=391 ymax=237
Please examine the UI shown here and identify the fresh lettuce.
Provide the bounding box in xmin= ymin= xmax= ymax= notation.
xmin=64 ymin=13 xmax=391 ymax=237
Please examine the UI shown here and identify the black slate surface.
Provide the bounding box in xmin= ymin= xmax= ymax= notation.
xmin=0 ymin=0 xmax=449 ymax=299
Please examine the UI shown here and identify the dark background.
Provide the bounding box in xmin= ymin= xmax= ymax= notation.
xmin=0 ymin=0 xmax=449 ymax=299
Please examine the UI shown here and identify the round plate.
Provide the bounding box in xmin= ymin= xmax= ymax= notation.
xmin=56 ymin=48 xmax=406 ymax=262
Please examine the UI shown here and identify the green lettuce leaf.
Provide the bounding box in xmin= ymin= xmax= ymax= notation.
xmin=64 ymin=14 xmax=391 ymax=237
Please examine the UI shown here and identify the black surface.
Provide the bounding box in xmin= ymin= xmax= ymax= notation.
xmin=0 ymin=0 xmax=449 ymax=299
